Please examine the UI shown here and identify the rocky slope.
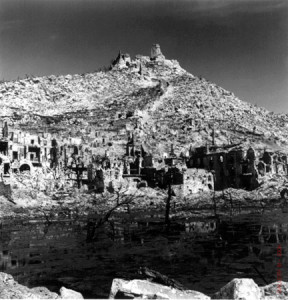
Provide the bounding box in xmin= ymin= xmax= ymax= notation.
xmin=1 ymin=48 xmax=288 ymax=156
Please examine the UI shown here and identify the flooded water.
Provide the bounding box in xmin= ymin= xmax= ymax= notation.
xmin=1 ymin=209 xmax=288 ymax=298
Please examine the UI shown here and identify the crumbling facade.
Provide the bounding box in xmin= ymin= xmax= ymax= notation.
xmin=187 ymin=145 xmax=288 ymax=191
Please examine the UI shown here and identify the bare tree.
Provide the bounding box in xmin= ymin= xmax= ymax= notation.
xmin=86 ymin=185 xmax=137 ymax=242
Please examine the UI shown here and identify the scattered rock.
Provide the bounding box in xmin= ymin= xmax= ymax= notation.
xmin=60 ymin=286 xmax=84 ymax=299
xmin=109 ymin=278 xmax=210 ymax=299
xmin=212 ymin=278 xmax=262 ymax=300
xmin=30 ymin=286 xmax=59 ymax=299
xmin=260 ymin=281 xmax=288 ymax=299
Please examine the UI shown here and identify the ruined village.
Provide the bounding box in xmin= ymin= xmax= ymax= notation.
xmin=0 ymin=45 xmax=288 ymax=300
xmin=0 ymin=44 xmax=287 ymax=212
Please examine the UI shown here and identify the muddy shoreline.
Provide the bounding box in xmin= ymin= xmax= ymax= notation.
xmin=0 ymin=189 xmax=286 ymax=222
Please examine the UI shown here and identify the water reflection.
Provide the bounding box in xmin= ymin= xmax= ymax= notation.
xmin=185 ymin=219 xmax=217 ymax=234
xmin=0 ymin=210 xmax=287 ymax=298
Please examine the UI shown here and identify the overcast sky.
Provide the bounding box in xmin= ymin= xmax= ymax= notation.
xmin=0 ymin=0 xmax=287 ymax=113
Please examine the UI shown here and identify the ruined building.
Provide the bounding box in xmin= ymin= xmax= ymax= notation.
xmin=187 ymin=145 xmax=288 ymax=191
xmin=123 ymin=135 xmax=214 ymax=197
xmin=111 ymin=51 xmax=132 ymax=69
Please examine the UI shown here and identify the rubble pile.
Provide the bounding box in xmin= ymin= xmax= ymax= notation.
xmin=219 ymin=174 xmax=288 ymax=203
xmin=0 ymin=176 xmax=168 ymax=219
xmin=256 ymin=174 xmax=288 ymax=200
xmin=109 ymin=278 xmax=210 ymax=299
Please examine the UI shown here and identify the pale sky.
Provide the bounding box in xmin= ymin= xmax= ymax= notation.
xmin=0 ymin=0 xmax=287 ymax=113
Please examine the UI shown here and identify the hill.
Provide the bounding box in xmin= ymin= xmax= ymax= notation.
xmin=1 ymin=45 xmax=288 ymax=157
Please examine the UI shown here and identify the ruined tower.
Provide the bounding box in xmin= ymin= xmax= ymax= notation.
xmin=2 ymin=121 xmax=8 ymax=138
xmin=150 ymin=44 xmax=165 ymax=61
xmin=111 ymin=51 xmax=131 ymax=69
xmin=212 ymin=124 xmax=215 ymax=146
